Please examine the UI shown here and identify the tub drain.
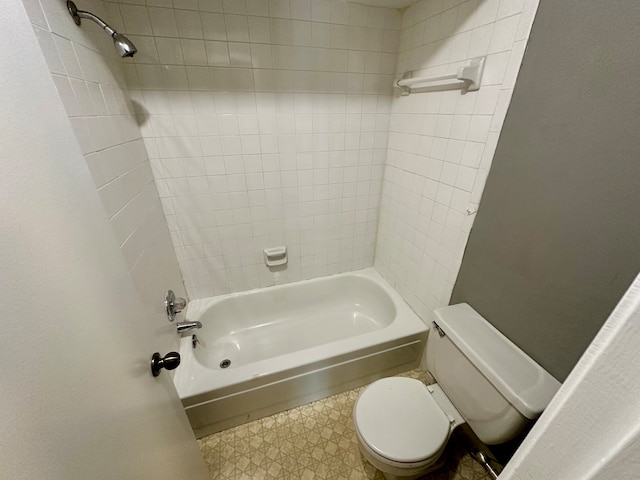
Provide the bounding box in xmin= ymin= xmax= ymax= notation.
xmin=220 ymin=359 xmax=231 ymax=368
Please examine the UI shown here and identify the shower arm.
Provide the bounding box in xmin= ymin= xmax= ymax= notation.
xmin=67 ymin=1 xmax=117 ymax=38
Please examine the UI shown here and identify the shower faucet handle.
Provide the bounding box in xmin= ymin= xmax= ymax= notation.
xmin=164 ymin=290 xmax=187 ymax=322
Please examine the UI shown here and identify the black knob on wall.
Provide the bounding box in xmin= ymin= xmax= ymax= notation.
xmin=151 ymin=351 xmax=181 ymax=377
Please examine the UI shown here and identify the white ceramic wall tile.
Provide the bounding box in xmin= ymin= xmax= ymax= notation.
xmin=374 ymin=0 xmax=539 ymax=325
xmin=25 ymin=0 xmax=186 ymax=308
xmin=31 ymin=0 xmax=538 ymax=314
xmin=107 ymin=0 xmax=401 ymax=298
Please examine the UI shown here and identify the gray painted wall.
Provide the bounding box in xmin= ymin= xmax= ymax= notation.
xmin=451 ymin=0 xmax=640 ymax=381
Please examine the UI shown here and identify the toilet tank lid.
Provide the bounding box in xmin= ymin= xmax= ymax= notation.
xmin=434 ymin=303 xmax=561 ymax=419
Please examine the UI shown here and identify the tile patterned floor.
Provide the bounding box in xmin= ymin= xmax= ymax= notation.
xmin=198 ymin=370 xmax=491 ymax=480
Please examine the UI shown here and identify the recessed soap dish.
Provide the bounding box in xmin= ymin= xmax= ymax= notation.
xmin=263 ymin=246 xmax=287 ymax=267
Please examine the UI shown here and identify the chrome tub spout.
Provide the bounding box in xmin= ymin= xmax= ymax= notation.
xmin=176 ymin=321 xmax=202 ymax=334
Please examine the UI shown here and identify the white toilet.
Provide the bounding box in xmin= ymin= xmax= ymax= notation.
xmin=353 ymin=303 xmax=561 ymax=480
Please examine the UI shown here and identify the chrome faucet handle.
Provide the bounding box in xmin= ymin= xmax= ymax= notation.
xmin=165 ymin=290 xmax=187 ymax=322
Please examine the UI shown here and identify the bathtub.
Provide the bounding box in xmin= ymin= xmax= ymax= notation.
xmin=173 ymin=268 xmax=428 ymax=438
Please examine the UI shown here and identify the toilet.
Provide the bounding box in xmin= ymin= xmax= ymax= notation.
xmin=353 ymin=303 xmax=561 ymax=480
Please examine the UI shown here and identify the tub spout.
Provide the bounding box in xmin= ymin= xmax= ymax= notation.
xmin=176 ymin=321 xmax=202 ymax=334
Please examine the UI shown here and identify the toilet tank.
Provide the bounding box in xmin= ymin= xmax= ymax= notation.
xmin=427 ymin=303 xmax=561 ymax=445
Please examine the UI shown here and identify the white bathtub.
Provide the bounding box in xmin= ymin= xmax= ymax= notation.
xmin=173 ymin=268 xmax=428 ymax=437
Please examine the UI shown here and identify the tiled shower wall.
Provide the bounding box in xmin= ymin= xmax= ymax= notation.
xmin=110 ymin=0 xmax=402 ymax=298
xmin=374 ymin=0 xmax=539 ymax=321
xmin=22 ymin=0 xmax=186 ymax=313
xmin=27 ymin=0 xmax=539 ymax=317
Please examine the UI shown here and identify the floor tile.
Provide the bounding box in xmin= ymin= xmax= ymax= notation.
xmin=198 ymin=370 xmax=492 ymax=480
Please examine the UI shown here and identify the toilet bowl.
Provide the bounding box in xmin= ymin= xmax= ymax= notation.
xmin=352 ymin=303 xmax=561 ymax=480
xmin=353 ymin=377 xmax=464 ymax=480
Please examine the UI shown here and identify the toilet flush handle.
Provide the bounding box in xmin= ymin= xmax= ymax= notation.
xmin=432 ymin=321 xmax=446 ymax=337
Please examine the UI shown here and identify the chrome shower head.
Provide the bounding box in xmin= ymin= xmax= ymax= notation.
xmin=67 ymin=1 xmax=137 ymax=58
xmin=112 ymin=33 xmax=137 ymax=58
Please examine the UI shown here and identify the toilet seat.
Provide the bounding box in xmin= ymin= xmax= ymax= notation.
xmin=353 ymin=377 xmax=451 ymax=465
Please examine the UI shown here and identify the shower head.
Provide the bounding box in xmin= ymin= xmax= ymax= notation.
xmin=67 ymin=1 xmax=137 ymax=58
xmin=112 ymin=33 xmax=137 ymax=58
